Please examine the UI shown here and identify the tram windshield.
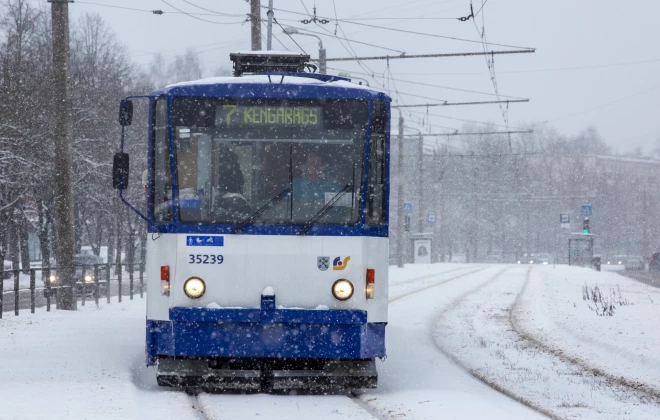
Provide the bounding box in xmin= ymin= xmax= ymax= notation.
xmin=157 ymin=98 xmax=369 ymax=226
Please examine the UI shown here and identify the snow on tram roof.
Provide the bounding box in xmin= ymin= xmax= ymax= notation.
xmin=165 ymin=74 xmax=386 ymax=94
xmin=232 ymin=50 xmax=308 ymax=56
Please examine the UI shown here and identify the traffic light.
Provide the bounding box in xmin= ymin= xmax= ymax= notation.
xmin=583 ymin=218 xmax=590 ymax=234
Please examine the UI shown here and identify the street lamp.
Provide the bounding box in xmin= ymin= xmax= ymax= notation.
xmin=282 ymin=26 xmax=326 ymax=74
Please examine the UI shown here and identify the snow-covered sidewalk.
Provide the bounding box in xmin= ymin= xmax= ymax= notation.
xmin=0 ymin=300 xmax=193 ymax=420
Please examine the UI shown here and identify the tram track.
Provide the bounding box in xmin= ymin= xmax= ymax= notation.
xmin=510 ymin=267 xmax=660 ymax=407
xmin=344 ymin=265 xmax=497 ymax=418
xmin=430 ymin=267 xmax=557 ymax=420
xmin=389 ymin=267 xmax=488 ymax=303
xmin=171 ymin=266 xmax=511 ymax=420
xmin=388 ymin=265 xmax=470 ymax=287
xmin=188 ymin=394 xmax=210 ymax=420
xmin=433 ymin=265 xmax=660 ymax=419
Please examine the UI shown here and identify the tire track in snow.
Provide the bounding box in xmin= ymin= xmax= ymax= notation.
xmin=511 ymin=267 xmax=660 ymax=407
xmin=188 ymin=393 xmax=211 ymax=420
xmin=431 ymin=267 xmax=557 ymax=420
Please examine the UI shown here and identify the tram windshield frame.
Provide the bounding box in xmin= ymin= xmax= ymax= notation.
xmin=152 ymin=97 xmax=372 ymax=227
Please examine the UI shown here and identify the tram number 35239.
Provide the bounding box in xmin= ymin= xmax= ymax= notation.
xmin=188 ymin=254 xmax=224 ymax=264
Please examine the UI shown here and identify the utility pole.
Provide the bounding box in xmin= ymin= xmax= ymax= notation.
xmin=50 ymin=0 xmax=76 ymax=310
xmin=266 ymin=0 xmax=274 ymax=50
xmin=397 ymin=113 xmax=405 ymax=268
xmin=250 ymin=0 xmax=262 ymax=51
xmin=319 ymin=47 xmax=327 ymax=74
xmin=417 ymin=134 xmax=424 ymax=234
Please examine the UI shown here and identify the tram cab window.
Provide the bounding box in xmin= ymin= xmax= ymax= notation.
xmin=367 ymin=101 xmax=387 ymax=226
xmin=152 ymin=98 xmax=172 ymax=222
xmin=170 ymin=98 xmax=368 ymax=226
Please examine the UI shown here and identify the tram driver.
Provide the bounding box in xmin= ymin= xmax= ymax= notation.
xmin=292 ymin=151 xmax=340 ymax=201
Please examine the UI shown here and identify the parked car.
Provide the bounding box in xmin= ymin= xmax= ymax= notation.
xmin=517 ymin=254 xmax=535 ymax=264
xmin=534 ymin=253 xmax=552 ymax=265
xmin=46 ymin=254 xmax=107 ymax=297
xmin=650 ymin=253 xmax=660 ymax=271
xmin=610 ymin=255 xmax=627 ymax=265
xmin=625 ymin=256 xmax=645 ymax=271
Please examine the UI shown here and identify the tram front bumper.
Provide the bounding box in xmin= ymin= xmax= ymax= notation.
xmin=147 ymin=294 xmax=385 ymax=389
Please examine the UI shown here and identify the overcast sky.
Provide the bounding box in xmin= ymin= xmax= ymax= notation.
xmin=62 ymin=0 xmax=660 ymax=154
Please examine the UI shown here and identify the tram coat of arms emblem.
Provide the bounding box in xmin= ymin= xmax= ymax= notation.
xmin=317 ymin=256 xmax=330 ymax=271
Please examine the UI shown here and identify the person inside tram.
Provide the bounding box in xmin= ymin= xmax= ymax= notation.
xmin=292 ymin=151 xmax=340 ymax=201
xmin=215 ymin=147 xmax=251 ymax=218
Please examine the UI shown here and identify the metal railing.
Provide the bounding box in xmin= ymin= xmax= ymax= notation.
xmin=0 ymin=262 xmax=145 ymax=318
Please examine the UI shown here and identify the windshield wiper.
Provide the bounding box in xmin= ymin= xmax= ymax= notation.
xmin=297 ymin=184 xmax=353 ymax=236
xmin=232 ymin=188 xmax=291 ymax=234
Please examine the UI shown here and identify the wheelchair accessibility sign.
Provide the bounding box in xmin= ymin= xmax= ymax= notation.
xmin=186 ymin=236 xmax=224 ymax=247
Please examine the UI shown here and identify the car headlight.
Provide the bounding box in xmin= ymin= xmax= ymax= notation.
xmin=49 ymin=275 xmax=56 ymax=282
xmin=332 ymin=279 xmax=354 ymax=301
xmin=529 ymin=261 xmax=534 ymax=264
xmin=543 ymin=262 xmax=548 ymax=265
xmin=183 ymin=277 xmax=206 ymax=299
xmin=84 ymin=275 xmax=93 ymax=282
xmin=517 ymin=261 xmax=521 ymax=264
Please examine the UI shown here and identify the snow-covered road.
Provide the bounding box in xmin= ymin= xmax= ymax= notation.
xmin=3 ymin=263 xmax=657 ymax=419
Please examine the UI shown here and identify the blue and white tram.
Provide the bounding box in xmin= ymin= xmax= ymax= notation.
xmin=113 ymin=52 xmax=391 ymax=391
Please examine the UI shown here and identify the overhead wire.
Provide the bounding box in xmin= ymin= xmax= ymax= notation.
xmin=319 ymin=1 xmax=437 ymax=139
xmin=272 ymin=16 xmax=311 ymax=57
xmin=406 ymin=107 xmax=527 ymax=130
xmin=178 ymin=0 xmax=246 ymax=17
xmin=374 ymin=57 xmax=660 ymax=76
xmin=474 ymin=0 xmax=489 ymax=16
xmin=268 ymin=5 xmax=533 ymax=49
xmin=326 ymin=66 xmax=527 ymax=99
xmin=281 ymin=24 xmax=406 ymax=54
xmin=160 ymin=0 xmax=246 ymax=24
xmin=550 ymin=83 xmax=660 ymax=122
xmin=262 ymin=19 xmax=291 ymax=51
xmin=468 ymin=0 xmax=512 ymax=149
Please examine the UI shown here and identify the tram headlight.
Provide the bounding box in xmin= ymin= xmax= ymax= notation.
xmin=183 ymin=277 xmax=206 ymax=299
xmin=332 ymin=279 xmax=354 ymax=301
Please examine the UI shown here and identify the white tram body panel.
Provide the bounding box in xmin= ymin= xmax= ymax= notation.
xmin=146 ymin=234 xmax=389 ymax=322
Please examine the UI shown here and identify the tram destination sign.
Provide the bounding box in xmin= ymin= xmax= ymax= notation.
xmin=217 ymin=104 xmax=321 ymax=127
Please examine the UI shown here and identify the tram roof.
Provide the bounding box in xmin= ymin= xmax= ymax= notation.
xmin=150 ymin=74 xmax=391 ymax=101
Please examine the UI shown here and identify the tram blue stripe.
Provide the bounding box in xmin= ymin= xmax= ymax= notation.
xmin=146 ymin=293 xmax=385 ymax=364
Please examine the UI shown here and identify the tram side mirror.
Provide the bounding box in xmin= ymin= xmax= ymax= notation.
xmin=113 ymin=152 xmax=130 ymax=189
xmin=367 ymin=184 xmax=384 ymax=224
xmin=119 ymin=100 xmax=133 ymax=126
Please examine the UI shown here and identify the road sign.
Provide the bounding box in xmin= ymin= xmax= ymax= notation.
xmin=427 ymin=212 xmax=436 ymax=223
xmin=403 ymin=202 xmax=413 ymax=215
xmin=560 ymin=212 xmax=570 ymax=230
xmin=581 ymin=205 xmax=592 ymax=217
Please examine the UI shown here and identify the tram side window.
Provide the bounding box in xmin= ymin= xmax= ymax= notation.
xmin=367 ymin=101 xmax=387 ymax=226
xmin=153 ymin=98 xmax=173 ymax=222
